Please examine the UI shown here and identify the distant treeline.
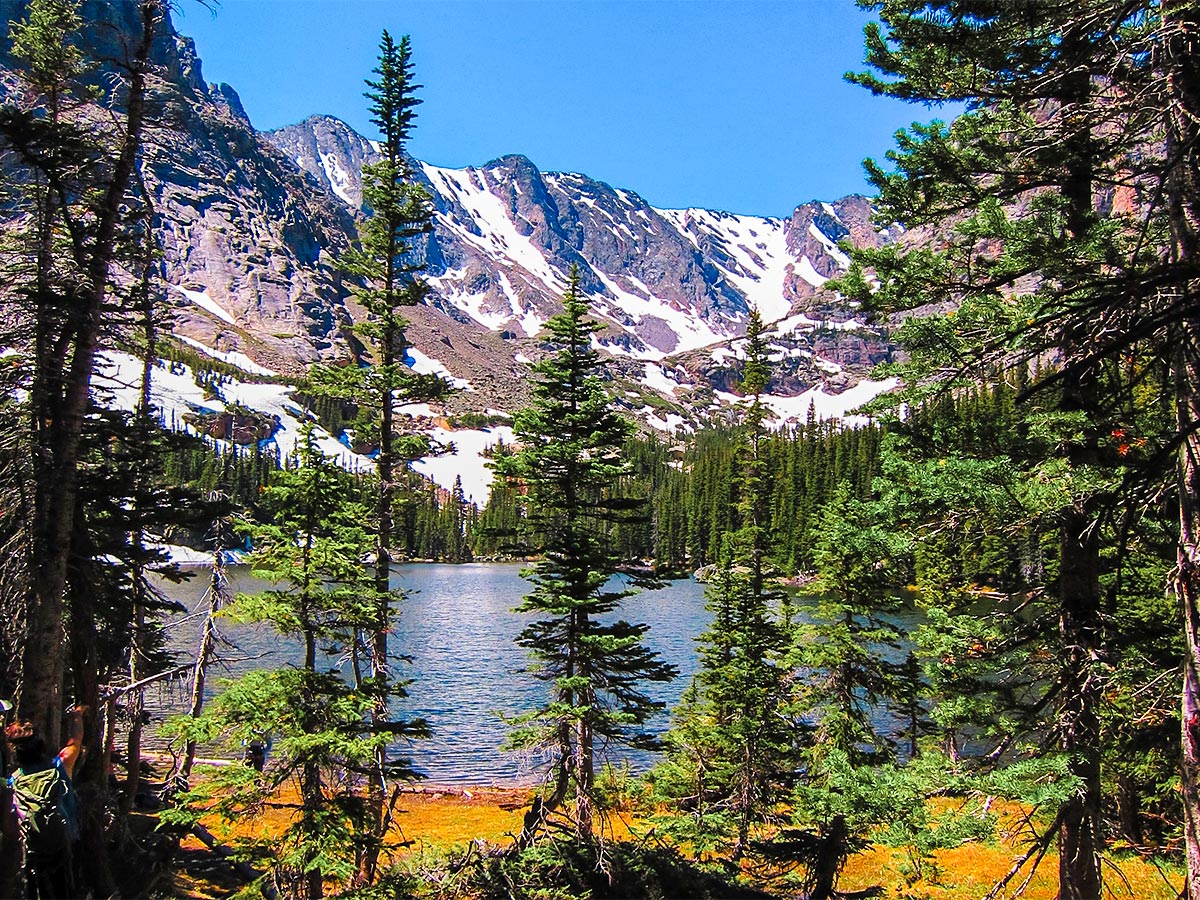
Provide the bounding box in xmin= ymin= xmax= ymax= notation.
xmin=163 ymin=408 xmax=884 ymax=574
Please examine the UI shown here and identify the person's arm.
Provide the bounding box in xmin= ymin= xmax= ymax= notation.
xmin=58 ymin=706 xmax=86 ymax=780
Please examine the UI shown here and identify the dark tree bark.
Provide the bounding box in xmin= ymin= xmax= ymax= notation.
xmin=18 ymin=0 xmax=161 ymax=747
xmin=1160 ymin=3 xmax=1200 ymax=895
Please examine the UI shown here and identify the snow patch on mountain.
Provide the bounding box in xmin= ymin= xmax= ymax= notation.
xmin=796 ymin=256 xmax=828 ymax=288
xmin=405 ymin=347 xmax=473 ymax=391
xmin=95 ymin=351 xmax=371 ymax=471
xmin=412 ymin=425 xmax=514 ymax=506
xmin=177 ymin=336 xmax=278 ymax=377
xmin=422 ymin=162 xmax=565 ymax=294
xmin=658 ymin=208 xmax=793 ymax=323
xmin=641 ymin=362 xmax=684 ymax=397
xmin=716 ymin=375 xmax=899 ymax=428
xmin=425 ymin=267 xmax=511 ymax=331
xmin=644 ymin=410 xmax=689 ymax=433
xmin=771 ymin=313 xmax=819 ymax=335
xmin=318 ymin=148 xmax=355 ymax=206
xmin=171 ymin=284 xmax=236 ymax=325
xmin=592 ymin=271 xmax=724 ymax=356
xmin=807 ymin=222 xmax=851 ymax=269
xmin=95 ymin=351 xmax=509 ymax=508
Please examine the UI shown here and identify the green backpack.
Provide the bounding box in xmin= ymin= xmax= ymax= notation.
xmin=10 ymin=763 xmax=79 ymax=856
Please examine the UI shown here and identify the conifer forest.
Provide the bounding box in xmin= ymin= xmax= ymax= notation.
xmin=1 ymin=1 xmax=1200 ymax=899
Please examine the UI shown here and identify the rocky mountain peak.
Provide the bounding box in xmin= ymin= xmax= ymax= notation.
xmin=209 ymin=81 xmax=248 ymax=123
xmin=2 ymin=1 xmax=897 ymax=431
xmin=267 ymin=114 xmax=378 ymax=209
xmin=262 ymin=113 xmax=891 ymax=373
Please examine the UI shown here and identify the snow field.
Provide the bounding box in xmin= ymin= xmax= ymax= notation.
xmin=94 ymin=350 xmax=510 ymax=509
xmin=318 ymin=147 xmax=356 ymax=206
xmin=658 ymin=207 xmax=794 ymax=323
xmin=171 ymin=284 xmax=237 ymax=326
xmin=177 ymin=335 xmax=278 ymax=377
xmin=405 ymin=347 xmax=473 ymax=390
xmin=714 ymin=376 xmax=899 ymax=428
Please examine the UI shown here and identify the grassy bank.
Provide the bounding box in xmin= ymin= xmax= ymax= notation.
xmin=164 ymin=782 xmax=1182 ymax=900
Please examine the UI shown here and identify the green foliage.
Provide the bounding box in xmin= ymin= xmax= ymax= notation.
xmin=494 ymin=267 xmax=676 ymax=841
xmin=166 ymin=427 xmax=424 ymax=899
xmin=446 ymin=839 xmax=768 ymax=900
xmin=824 ymin=4 xmax=1198 ymax=894
xmin=792 ymin=751 xmax=918 ymax=853
xmin=477 ymin=416 xmax=886 ymax=574
xmin=654 ymin=310 xmax=794 ymax=860
xmin=799 ymin=488 xmax=911 ymax=765
xmin=8 ymin=0 xmax=83 ymax=102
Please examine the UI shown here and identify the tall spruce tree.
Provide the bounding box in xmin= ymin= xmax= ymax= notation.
xmin=781 ymin=487 xmax=916 ymax=899
xmin=305 ymin=30 xmax=448 ymax=883
xmin=654 ymin=311 xmax=793 ymax=860
xmin=0 ymin=0 xmax=162 ymax=749
xmin=0 ymin=3 xmax=173 ymax=892
xmin=835 ymin=3 xmax=1200 ymax=894
xmin=163 ymin=427 xmax=420 ymax=900
xmin=495 ymin=266 xmax=676 ymax=843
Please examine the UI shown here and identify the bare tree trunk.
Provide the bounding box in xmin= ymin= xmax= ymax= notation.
xmin=806 ymin=814 xmax=848 ymax=900
xmin=178 ymin=542 xmax=228 ymax=785
xmin=574 ymin=713 xmax=594 ymax=844
xmin=122 ymin=598 xmax=147 ymax=815
xmin=1057 ymin=505 xmax=1103 ymax=900
xmin=67 ymin=521 xmax=116 ymax=896
xmin=358 ymin=331 xmax=394 ymax=886
xmin=19 ymin=0 xmax=161 ymax=746
xmin=1160 ymin=3 xmax=1200 ymax=894
xmin=1116 ymin=775 xmax=1144 ymax=847
xmin=1054 ymin=51 xmax=1104 ymax=890
xmin=121 ymin=186 xmax=159 ymax=815
xmin=1178 ymin=328 xmax=1200 ymax=900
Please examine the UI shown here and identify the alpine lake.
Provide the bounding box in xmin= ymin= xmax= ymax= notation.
xmin=155 ymin=562 xmax=919 ymax=785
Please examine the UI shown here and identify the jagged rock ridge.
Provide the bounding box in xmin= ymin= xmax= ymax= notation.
xmin=268 ymin=115 xmax=888 ymax=366
xmin=2 ymin=1 xmax=894 ymax=426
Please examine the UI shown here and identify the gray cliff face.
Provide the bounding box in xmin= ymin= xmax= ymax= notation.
xmin=1 ymin=0 xmax=361 ymax=373
xmin=143 ymin=101 xmax=360 ymax=369
xmin=1 ymin=0 xmax=892 ymax=416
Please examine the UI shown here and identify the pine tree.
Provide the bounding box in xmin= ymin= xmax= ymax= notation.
xmin=163 ymin=427 xmax=421 ymax=900
xmin=0 ymin=4 xmax=177 ymax=891
xmin=0 ymin=0 xmax=163 ymax=750
xmin=656 ymin=311 xmax=793 ymax=859
xmin=494 ymin=266 xmax=677 ymax=843
xmin=836 ymin=3 xmax=1200 ymax=893
xmin=303 ymin=31 xmax=448 ymax=883
xmin=783 ymin=487 xmax=915 ymax=899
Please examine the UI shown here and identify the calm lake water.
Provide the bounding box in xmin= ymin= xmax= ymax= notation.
xmin=159 ymin=563 xmax=710 ymax=784
xmin=158 ymin=562 xmax=921 ymax=785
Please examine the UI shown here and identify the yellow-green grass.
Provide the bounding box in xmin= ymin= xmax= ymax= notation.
xmin=174 ymin=787 xmax=1184 ymax=899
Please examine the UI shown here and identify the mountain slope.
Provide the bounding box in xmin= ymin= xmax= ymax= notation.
xmin=268 ymin=115 xmax=887 ymax=367
xmin=0 ymin=0 xmax=904 ymax=512
xmin=1 ymin=0 xmax=899 ymax=496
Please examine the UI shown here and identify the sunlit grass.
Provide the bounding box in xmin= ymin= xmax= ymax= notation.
xmin=177 ymin=785 xmax=1184 ymax=899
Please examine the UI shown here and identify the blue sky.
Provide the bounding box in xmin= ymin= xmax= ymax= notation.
xmin=176 ymin=1 xmax=946 ymax=218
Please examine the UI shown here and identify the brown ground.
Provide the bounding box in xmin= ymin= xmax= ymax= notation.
xmin=169 ymin=783 xmax=533 ymax=899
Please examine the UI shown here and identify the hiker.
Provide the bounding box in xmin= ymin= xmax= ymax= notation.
xmin=243 ymin=737 xmax=266 ymax=772
xmin=5 ymin=706 xmax=85 ymax=899
xmin=0 ymin=699 xmax=20 ymax=899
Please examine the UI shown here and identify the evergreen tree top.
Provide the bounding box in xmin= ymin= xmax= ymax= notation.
xmin=365 ymin=30 xmax=421 ymax=162
xmin=512 ymin=266 xmax=634 ymax=474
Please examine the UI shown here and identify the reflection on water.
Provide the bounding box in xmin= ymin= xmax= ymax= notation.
xmin=160 ymin=563 xmax=710 ymax=784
